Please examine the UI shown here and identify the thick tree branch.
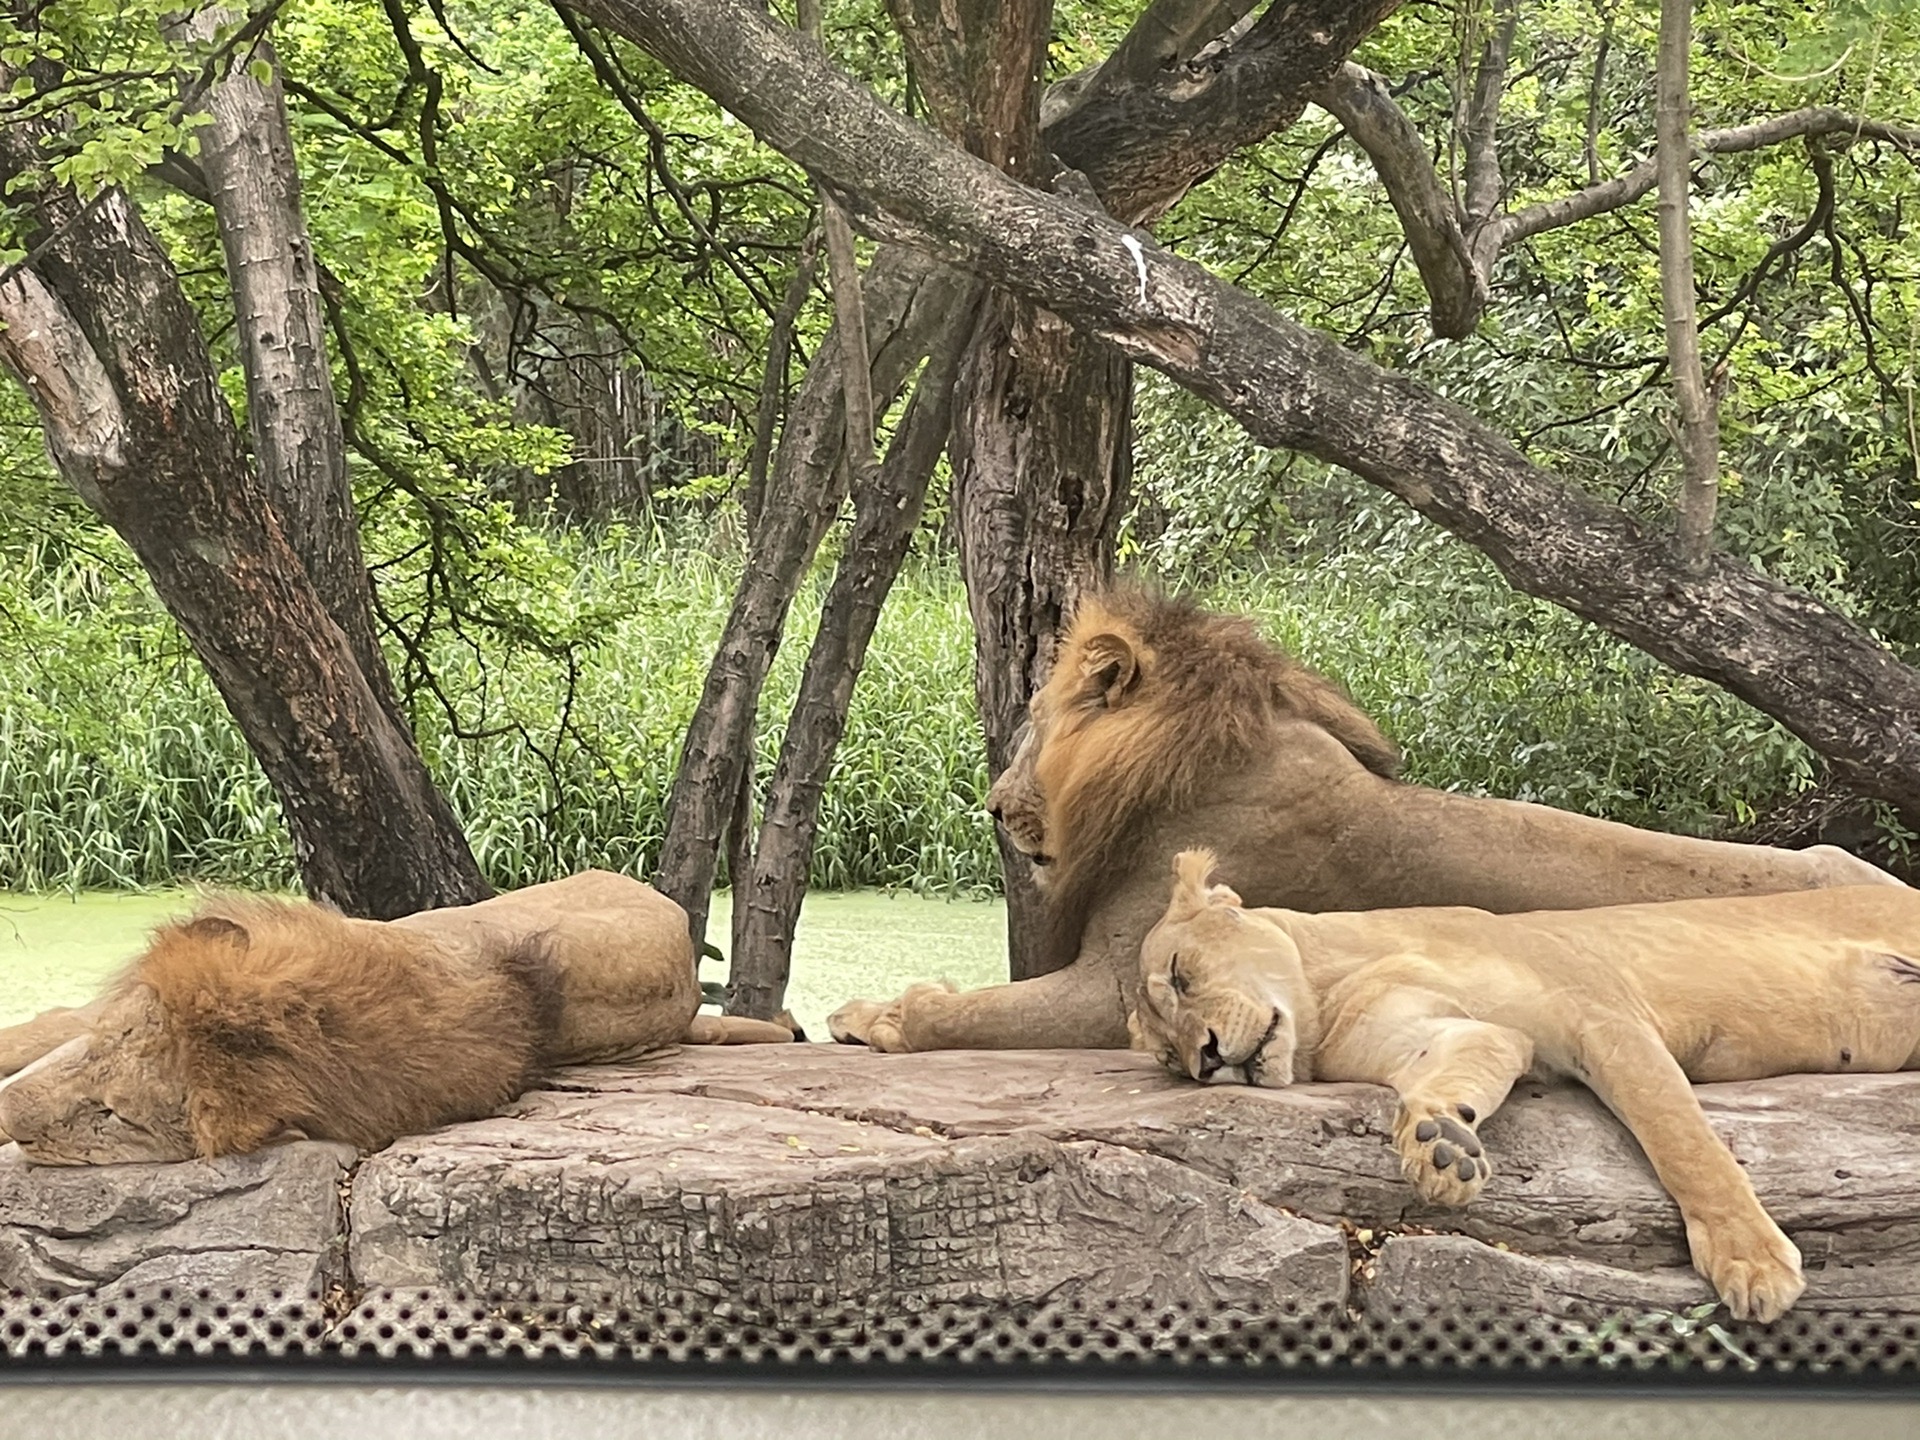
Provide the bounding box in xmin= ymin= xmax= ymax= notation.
xmin=568 ymin=0 xmax=1920 ymax=823
xmin=1039 ymin=0 xmax=1402 ymax=223
xmin=1095 ymin=0 xmax=1260 ymax=89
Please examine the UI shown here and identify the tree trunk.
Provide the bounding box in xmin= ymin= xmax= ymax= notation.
xmin=574 ymin=0 xmax=1920 ymax=830
xmin=0 ymin=80 xmax=488 ymax=917
xmin=653 ymin=249 xmax=972 ymax=951
xmin=888 ymin=0 xmax=1133 ymax=980
xmin=170 ymin=8 xmax=405 ymax=719
xmin=727 ymin=292 xmax=981 ymax=1018
xmin=1656 ymin=0 xmax=1721 ymax=567
xmin=951 ymin=293 xmax=1132 ymax=976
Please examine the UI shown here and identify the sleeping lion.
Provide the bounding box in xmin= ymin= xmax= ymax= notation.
xmin=1128 ymin=849 xmax=1920 ymax=1323
xmin=0 ymin=870 xmax=792 ymax=1164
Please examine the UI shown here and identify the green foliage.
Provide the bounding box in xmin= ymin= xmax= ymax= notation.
xmin=1157 ymin=0 xmax=1920 ymax=651
xmin=0 ymin=514 xmax=1818 ymax=895
xmin=0 ymin=526 xmax=997 ymax=895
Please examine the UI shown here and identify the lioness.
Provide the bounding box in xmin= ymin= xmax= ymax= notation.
xmin=1128 ymin=849 xmax=1920 ymax=1322
xmin=0 ymin=871 xmax=792 ymax=1164
xmin=829 ymin=587 xmax=1897 ymax=1053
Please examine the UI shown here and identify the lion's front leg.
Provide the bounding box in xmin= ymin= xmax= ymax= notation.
xmin=1315 ymin=969 xmax=1533 ymax=1208
xmin=827 ymin=964 xmax=1129 ymax=1052
xmin=1578 ymin=1019 xmax=1805 ymax=1324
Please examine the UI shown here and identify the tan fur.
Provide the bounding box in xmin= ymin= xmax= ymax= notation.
xmin=0 ymin=871 xmax=793 ymax=1165
xmin=828 ymin=585 xmax=1900 ymax=1054
xmin=1132 ymin=850 xmax=1920 ymax=1323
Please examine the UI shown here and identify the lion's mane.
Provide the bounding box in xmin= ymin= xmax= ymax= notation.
xmin=1038 ymin=585 xmax=1399 ymax=967
xmin=135 ymin=897 xmax=563 ymax=1155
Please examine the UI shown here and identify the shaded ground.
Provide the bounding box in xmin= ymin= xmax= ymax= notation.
xmin=0 ymin=888 xmax=1008 ymax=1038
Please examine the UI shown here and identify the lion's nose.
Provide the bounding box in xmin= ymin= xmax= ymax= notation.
xmin=1194 ymin=1030 xmax=1224 ymax=1081
xmin=985 ymin=798 xmax=1003 ymax=821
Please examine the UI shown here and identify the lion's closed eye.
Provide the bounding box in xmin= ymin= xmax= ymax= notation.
xmin=1169 ymin=955 xmax=1189 ymax=996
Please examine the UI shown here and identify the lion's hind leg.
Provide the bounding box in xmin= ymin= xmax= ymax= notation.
xmin=1578 ymin=1019 xmax=1803 ymax=1323
xmin=1316 ymin=963 xmax=1533 ymax=1208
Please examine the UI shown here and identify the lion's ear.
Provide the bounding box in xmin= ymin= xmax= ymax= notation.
xmin=180 ymin=915 xmax=250 ymax=953
xmin=1170 ymin=847 xmax=1221 ymax=910
xmin=1078 ymin=632 xmax=1140 ymax=708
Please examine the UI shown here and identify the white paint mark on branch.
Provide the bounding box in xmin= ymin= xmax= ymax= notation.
xmin=1120 ymin=233 xmax=1150 ymax=304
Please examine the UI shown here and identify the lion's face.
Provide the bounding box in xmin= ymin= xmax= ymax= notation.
xmin=985 ymin=625 xmax=1148 ymax=887
xmin=986 ymin=719 xmax=1052 ymax=881
xmin=1130 ymin=850 xmax=1314 ymax=1089
xmin=0 ymin=987 xmax=195 ymax=1165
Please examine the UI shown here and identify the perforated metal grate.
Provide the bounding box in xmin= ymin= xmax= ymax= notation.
xmin=2 ymin=1287 xmax=1916 ymax=1377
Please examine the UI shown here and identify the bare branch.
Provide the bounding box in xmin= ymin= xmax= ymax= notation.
xmin=800 ymin=0 xmax=877 ymax=483
xmin=820 ymin=200 xmax=878 ymax=482
xmin=1314 ymin=62 xmax=1482 ymax=338
xmin=1500 ymin=106 xmax=1920 ymax=248
xmin=1655 ymin=0 xmax=1718 ymax=569
xmin=743 ymin=228 xmax=821 ymax=529
xmin=1461 ymin=0 xmax=1516 ymax=226
xmin=1585 ymin=10 xmax=1614 ymax=185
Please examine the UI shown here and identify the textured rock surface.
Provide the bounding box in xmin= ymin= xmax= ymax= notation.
xmin=347 ymin=1088 xmax=1348 ymax=1312
xmin=0 ymin=1141 xmax=353 ymax=1301
xmin=4 ymin=1048 xmax=1918 ymax=1323
xmin=350 ymin=1047 xmax=1920 ymax=1317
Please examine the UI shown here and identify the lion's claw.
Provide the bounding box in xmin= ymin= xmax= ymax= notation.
xmin=1687 ymin=1213 xmax=1804 ymax=1323
xmin=1394 ymin=1105 xmax=1490 ymax=1206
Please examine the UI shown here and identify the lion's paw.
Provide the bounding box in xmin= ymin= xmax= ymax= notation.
xmin=827 ymin=998 xmax=895 ymax=1048
xmin=1689 ymin=1213 xmax=1805 ymax=1324
xmin=1394 ymin=1103 xmax=1490 ymax=1207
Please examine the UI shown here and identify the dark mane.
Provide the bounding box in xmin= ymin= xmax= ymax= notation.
xmin=1038 ymin=584 xmax=1399 ymax=969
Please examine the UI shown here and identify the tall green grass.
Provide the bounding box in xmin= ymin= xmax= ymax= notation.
xmin=0 ymin=521 xmax=1816 ymax=895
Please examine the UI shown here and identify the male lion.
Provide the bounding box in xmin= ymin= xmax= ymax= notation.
xmin=0 ymin=871 xmax=792 ymax=1164
xmin=829 ymin=587 xmax=1897 ymax=1054
xmin=1129 ymin=849 xmax=1920 ymax=1323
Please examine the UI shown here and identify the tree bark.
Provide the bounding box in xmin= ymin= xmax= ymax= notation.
xmin=886 ymin=0 xmax=1133 ymax=980
xmin=563 ymin=0 xmax=1920 ymax=828
xmin=1039 ymin=0 xmax=1403 ymax=225
xmin=168 ymin=8 xmax=403 ymax=719
xmin=0 ymin=84 xmax=488 ymax=917
xmin=1656 ymin=0 xmax=1720 ymax=568
xmin=951 ymin=286 xmax=1133 ymax=977
xmin=653 ymin=248 xmax=971 ymax=951
xmin=727 ymin=291 xmax=982 ymax=1018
